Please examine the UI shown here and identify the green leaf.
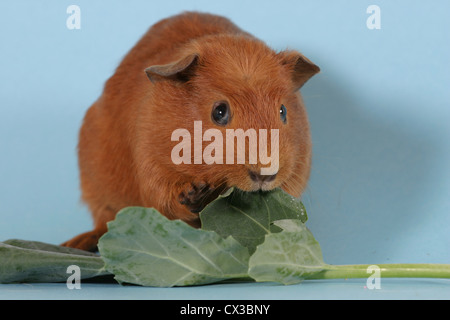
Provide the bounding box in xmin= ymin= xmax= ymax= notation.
xmin=3 ymin=239 xmax=99 ymax=256
xmin=0 ymin=240 xmax=108 ymax=284
xmin=248 ymin=219 xmax=325 ymax=285
xmin=200 ymin=188 xmax=307 ymax=253
xmin=98 ymin=207 xmax=250 ymax=287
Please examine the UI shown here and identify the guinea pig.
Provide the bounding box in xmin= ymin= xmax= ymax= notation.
xmin=62 ymin=11 xmax=320 ymax=251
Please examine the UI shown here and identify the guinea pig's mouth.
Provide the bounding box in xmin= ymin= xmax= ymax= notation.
xmin=246 ymin=170 xmax=278 ymax=192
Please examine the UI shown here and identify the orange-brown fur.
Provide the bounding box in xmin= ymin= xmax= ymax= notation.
xmin=62 ymin=12 xmax=319 ymax=251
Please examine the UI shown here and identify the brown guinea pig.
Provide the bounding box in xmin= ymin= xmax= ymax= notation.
xmin=62 ymin=11 xmax=320 ymax=251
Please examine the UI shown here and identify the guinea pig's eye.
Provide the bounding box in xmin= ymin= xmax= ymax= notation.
xmin=211 ymin=101 xmax=230 ymax=126
xmin=280 ymin=104 xmax=287 ymax=124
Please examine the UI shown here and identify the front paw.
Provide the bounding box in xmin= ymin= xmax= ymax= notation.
xmin=180 ymin=180 xmax=232 ymax=213
xmin=178 ymin=181 xmax=211 ymax=213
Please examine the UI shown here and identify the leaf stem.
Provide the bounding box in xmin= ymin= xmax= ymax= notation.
xmin=307 ymin=264 xmax=450 ymax=280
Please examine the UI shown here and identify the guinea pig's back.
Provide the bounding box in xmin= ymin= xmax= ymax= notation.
xmin=116 ymin=12 xmax=247 ymax=76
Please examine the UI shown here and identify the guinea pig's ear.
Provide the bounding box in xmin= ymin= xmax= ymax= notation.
xmin=145 ymin=53 xmax=199 ymax=83
xmin=278 ymin=50 xmax=320 ymax=90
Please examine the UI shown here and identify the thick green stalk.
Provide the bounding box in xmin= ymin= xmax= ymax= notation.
xmin=308 ymin=264 xmax=450 ymax=280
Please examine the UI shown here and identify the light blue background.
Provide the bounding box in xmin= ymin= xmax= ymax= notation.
xmin=0 ymin=0 xmax=449 ymax=299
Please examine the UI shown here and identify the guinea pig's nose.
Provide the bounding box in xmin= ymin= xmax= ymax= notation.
xmin=248 ymin=170 xmax=277 ymax=183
